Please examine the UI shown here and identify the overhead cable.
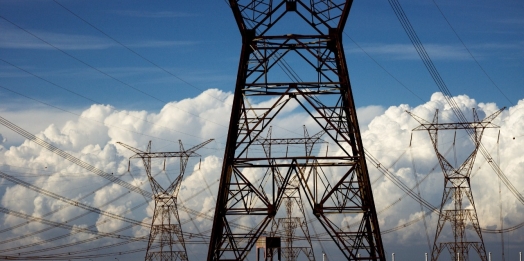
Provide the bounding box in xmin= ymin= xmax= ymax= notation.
xmin=387 ymin=0 xmax=524 ymax=204
xmin=52 ymin=0 xmax=227 ymax=103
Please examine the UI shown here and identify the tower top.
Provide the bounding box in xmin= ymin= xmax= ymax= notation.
xmin=229 ymin=0 xmax=353 ymax=36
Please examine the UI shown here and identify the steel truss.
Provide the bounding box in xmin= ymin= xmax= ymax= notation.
xmin=267 ymin=180 xmax=316 ymax=261
xmin=208 ymin=1 xmax=385 ymax=260
xmin=265 ymin=127 xmax=320 ymax=261
xmin=118 ymin=139 xmax=213 ymax=261
xmin=408 ymin=108 xmax=504 ymax=261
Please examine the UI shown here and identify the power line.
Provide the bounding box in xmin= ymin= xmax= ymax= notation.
xmin=0 ymin=170 xmax=149 ymax=228
xmin=0 ymin=84 xmax=189 ymax=145
xmin=430 ymin=0 xmax=514 ymax=106
xmin=0 ymin=58 xmax=218 ymax=144
xmin=387 ymin=0 xmax=524 ymax=205
xmin=0 ymin=167 xmax=220 ymax=254
xmin=343 ymin=33 xmax=425 ymax=103
xmin=0 ymin=15 xmax=228 ymax=131
xmin=52 ymin=0 xmax=227 ymax=104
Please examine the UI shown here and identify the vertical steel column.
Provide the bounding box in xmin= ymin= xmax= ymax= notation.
xmin=208 ymin=1 xmax=385 ymax=260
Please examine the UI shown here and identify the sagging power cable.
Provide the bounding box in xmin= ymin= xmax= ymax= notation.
xmin=387 ymin=0 xmax=524 ymax=205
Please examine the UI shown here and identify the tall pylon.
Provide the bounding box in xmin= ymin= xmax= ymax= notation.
xmin=408 ymin=108 xmax=505 ymax=261
xmin=207 ymin=1 xmax=385 ymax=260
xmin=118 ymin=139 xmax=213 ymax=261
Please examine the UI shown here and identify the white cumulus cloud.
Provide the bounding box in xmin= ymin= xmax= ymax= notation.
xmin=0 ymin=89 xmax=522 ymax=260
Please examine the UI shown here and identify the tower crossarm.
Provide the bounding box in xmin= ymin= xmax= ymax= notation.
xmin=185 ymin=138 xmax=215 ymax=155
xmin=117 ymin=142 xmax=213 ymax=159
xmin=254 ymin=136 xmax=327 ymax=146
xmin=481 ymin=107 xmax=505 ymax=123
xmin=118 ymin=139 xmax=214 ymax=194
xmin=229 ymin=0 xmax=351 ymax=36
xmin=254 ymin=127 xmax=326 ymax=146
xmin=116 ymin=141 xmax=147 ymax=155
xmin=412 ymin=122 xmax=500 ymax=131
xmin=408 ymin=107 xmax=505 ymax=132
xmin=405 ymin=110 xmax=432 ymax=126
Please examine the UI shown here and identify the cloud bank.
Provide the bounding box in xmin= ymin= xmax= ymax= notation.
xmin=0 ymin=89 xmax=522 ymax=260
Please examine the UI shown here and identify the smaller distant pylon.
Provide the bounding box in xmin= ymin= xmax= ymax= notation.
xmin=408 ymin=108 xmax=504 ymax=261
xmin=118 ymin=139 xmax=214 ymax=261
xmin=262 ymin=126 xmax=320 ymax=261
xmin=268 ymin=180 xmax=315 ymax=261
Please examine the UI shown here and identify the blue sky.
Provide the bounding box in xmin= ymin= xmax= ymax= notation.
xmin=1 ymin=0 xmax=522 ymax=114
xmin=0 ymin=0 xmax=523 ymax=260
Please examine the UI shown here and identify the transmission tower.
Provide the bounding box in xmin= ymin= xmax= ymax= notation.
xmin=408 ymin=108 xmax=504 ymax=261
xmin=118 ymin=139 xmax=213 ymax=261
xmin=265 ymin=127 xmax=319 ymax=261
xmin=208 ymin=1 xmax=385 ymax=260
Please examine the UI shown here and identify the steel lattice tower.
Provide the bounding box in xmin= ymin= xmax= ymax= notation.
xmin=208 ymin=1 xmax=385 ymax=260
xmin=408 ymin=108 xmax=504 ymax=261
xmin=268 ymin=179 xmax=316 ymax=261
xmin=265 ymin=127 xmax=319 ymax=261
xmin=118 ymin=139 xmax=213 ymax=261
